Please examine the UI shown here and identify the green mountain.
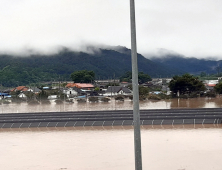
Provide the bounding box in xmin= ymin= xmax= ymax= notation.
xmin=0 ymin=46 xmax=183 ymax=87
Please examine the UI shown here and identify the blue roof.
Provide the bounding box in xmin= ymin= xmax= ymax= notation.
xmin=76 ymin=95 xmax=86 ymax=98
xmin=0 ymin=93 xmax=10 ymax=96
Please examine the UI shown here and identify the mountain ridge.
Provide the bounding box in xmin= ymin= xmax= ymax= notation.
xmin=0 ymin=46 xmax=183 ymax=87
xmin=1 ymin=45 xmax=221 ymax=87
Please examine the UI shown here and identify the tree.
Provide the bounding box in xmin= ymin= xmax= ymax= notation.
xmin=139 ymin=86 xmax=149 ymax=96
xmin=169 ymin=74 xmax=206 ymax=95
xmin=119 ymin=71 xmax=132 ymax=82
xmin=70 ymin=70 xmax=95 ymax=83
xmin=119 ymin=71 xmax=152 ymax=84
xmin=214 ymin=82 xmax=222 ymax=94
xmin=138 ymin=72 xmax=152 ymax=84
xmin=24 ymin=91 xmax=35 ymax=100
xmin=37 ymin=90 xmax=49 ymax=101
xmin=139 ymin=86 xmax=149 ymax=100
xmin=94 ymin=87 xmax=100 ymax=91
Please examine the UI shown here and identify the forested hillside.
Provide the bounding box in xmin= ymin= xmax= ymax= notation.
xmin=0 ymin=47 xmax=183 ymax=87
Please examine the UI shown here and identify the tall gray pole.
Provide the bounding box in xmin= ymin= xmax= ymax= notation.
xmin=130 ymin=0 xmax=142 ymax=170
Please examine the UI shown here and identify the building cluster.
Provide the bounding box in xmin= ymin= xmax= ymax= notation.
xmin=0 ymin=80 xmax=134 ymax=101
xmin=0 ymin=78 xmax=219 ymax=101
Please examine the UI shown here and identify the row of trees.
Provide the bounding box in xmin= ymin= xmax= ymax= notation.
xmin=119 ymin=71 xmax=152 ymax=84
xmin=70 ymin=70 xmax=152 ymax=84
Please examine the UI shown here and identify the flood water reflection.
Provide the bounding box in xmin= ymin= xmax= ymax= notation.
xmin=1 ymin=97 xmax=222 ymax=113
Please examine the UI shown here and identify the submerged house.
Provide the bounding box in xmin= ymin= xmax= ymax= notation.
xmin=10 ymin=86 xmax=30 ymax=99
xmin=12 ymin=86 xmax=29 ymax=92
xmin=104 ymin=86 xmax=132 ymax=96
xmin=0 ymin=93 xmax=10 ymax=99
xmin=63 ymin=87 xmax=78 ymax=97
xmin=63 ymin=87 xmax=87 ymax=98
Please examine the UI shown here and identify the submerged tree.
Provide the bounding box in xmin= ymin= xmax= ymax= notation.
xmin=214 ymin=82 xmax=222 ymax=94
xmin=169 ymin=74 xmax=206 ymax=96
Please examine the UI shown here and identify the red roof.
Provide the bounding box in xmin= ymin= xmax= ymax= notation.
xmin=75 ymin=83 xmax=94 ymax=88
xmin=12 ymin=86 xmax=29 ymax=92
xmin=66 ymin=83 xmax=75 ymax=88
xmin=207 ymin=84 xmax=216 ymax=87
xmin=16 ymin=86 xmax=26 ymax=91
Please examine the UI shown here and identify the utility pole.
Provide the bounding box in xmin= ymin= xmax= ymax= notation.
xmin=130 ymin=0 xmax=142 ymax=170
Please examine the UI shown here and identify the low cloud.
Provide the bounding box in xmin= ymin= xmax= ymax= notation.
xmin=1 ymin=0 xmax=222 ymax=59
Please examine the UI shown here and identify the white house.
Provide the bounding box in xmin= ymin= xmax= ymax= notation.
xmin=18 ymin=93 xmax=27 ymax=99
xmin=63 ymin=88 xmax=78 ymax=97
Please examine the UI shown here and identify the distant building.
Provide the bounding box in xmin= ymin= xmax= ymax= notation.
xmin=95 ymin=79 xmax=120 ymax=84
xmin=29 ymin=87 xmax=41 ymax=94
xmin=120 ymin=81 xmax=131 ymax=87
xmin=203 ymin=80 xmax=218 ymax=87
xmin=94 ymin=79 xmax=120 ymax=88
xmin=66 ymin=83 xmax=94 ymax=90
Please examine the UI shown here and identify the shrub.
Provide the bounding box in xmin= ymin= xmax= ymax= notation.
xmin=129 ymin=95 xmax=133 ymax=100
xmin=55 ymin=99 xmax=63 ymax=104
xmin=157 ymin=93 xmax=172 ymax=99
xmin=100 ymin=97 xmax=111 ymax=102
xmin=77 ymin=98 xmax=86 ymax=102
xmin=2 ymin=100 xmax=10 ymax=104
xmin=148 ymin=94 xmax=161 ymax=100
xmin=139 ymin=95 xmax=147 ymax=101
xmin=205 ymin=91 xmax=217 ymax=98
xmin=88 ymin=96 xmax=99 ymax=102
xmin=28 ymin=100 xmax=40 ymax=105
xmin=189 ymin=92 xmax=199 ymax=98
xmin=115 ymin=95 xmax=124 ymax=101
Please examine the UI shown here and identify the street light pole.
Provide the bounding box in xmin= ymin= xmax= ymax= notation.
xmin=130 ymin=0 xmax=142 ymax=170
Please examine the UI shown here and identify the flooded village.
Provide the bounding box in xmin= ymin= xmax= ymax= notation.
xmin=0 ymin=77 xmax=221 ymax=107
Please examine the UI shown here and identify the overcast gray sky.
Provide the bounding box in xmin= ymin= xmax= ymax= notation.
xmin=1 ymin=0 xmax=222 ymax=58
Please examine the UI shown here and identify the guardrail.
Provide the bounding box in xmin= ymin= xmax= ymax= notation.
xmin=0 ymin=108 xmax=221 ymax=128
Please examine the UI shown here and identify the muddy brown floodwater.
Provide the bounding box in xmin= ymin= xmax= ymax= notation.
xmin=0 ymin=125 xmax=222 ymax=170
xmin=1 ymin=97 xmax=222 ymax=113
xmin=1 ymin=97 xmax=222 ymax=170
